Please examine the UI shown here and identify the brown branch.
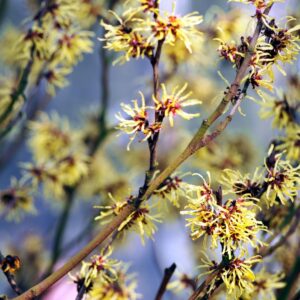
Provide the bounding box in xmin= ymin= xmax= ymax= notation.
xmin=142 ymin=37 xmax=165 ymax=193
xmin=155 ymin=263 xmax=176 ymax=300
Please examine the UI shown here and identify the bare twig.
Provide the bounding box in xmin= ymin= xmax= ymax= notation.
xmin=155 ymin=263 xmax=176 ymax=300
xmin=75 ymin=284 xmax=86 ymax=300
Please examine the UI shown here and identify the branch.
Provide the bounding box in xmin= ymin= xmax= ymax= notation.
xmin=155 ymin=263 xmax=176 ymax=300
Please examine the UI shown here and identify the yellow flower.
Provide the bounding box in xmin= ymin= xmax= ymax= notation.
xmin=17 ymin=25 xmax=49 ymax=61
xmin=146 ymin=9 xmax=203 ymax=53
xmin=220 ymin=198 xmax=266 ymax=257
xmin=153 ymin=173 xmax=196 ymax=208
xmin=258 ymin=90 xmax=298 ymax=129
xmin=116 ymin=92 xmax=157 ymax=150
xmin=220 ymin=168 xmax=263 ymax=197
xmin=125 ymin=0 xmax=160 ymax=16
xmin=119 ymin=203 xmax=161 ymax=245
xmin=264 ymin=20 xmax=300 ymax=65
xmin=182 ymin=193 xmax=267 ymax=258
xmin=95 ymin=194 xmax=161 ymax=244
xmin=249 ymin=68 xmax=274 ymax=91
xmin=100 ymin=11 xmax=154 ymax=65
xmin=264 ymin=149 xmax=300 ymax=206
xmin=28 ymin=112 xmax=73 ymax=163
xmin=43 ymin=66 xmax=71 ymax=96
xmin=55 ymin=30 xmax=94 ymax=66
xmin=0 ymin=178 xmax=35 ymax=221
xmin=153 ymin=83 xmax=201 ymax=127
xmin=95 ymin=193 xmax=129 ymax=224
xmin=0 ymin=77 xmax=24 ymax=130
xmin=79 ymin=247 xmax=120 ymax=288
xmin=21 ymin=163 xmax=65 ymax=199
xmin=228 ymin=0 xmax=283 ymax=9
xmin=221 ymin=255 xmax=262 ymax=299
xmin=0 ymin=25 xmax=25 ymax=67
xmin=139 ymin=0 xmax=159 ymax=14
xmin=242 ymin=268 xmax=286 ymax=300
xmin=87 ymin=266 xmax=141 ymax=300
xmin=277 ymin=125 xmax=300 ymax=161
xmin=42 ymin=0 xmax=83 ymax=28
xmin=198 ymin=254 xmax=262 ymax=299
xmin=55 ymin=153 xmax=89 ymax=186
xmin=215 ymin=38 xmax=245 ymax=64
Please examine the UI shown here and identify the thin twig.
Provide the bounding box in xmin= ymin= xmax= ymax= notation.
xmin=75 ymin=284 xmax=86 ymax=300
xmin=155 ymin=263 xmax=176 ymax=300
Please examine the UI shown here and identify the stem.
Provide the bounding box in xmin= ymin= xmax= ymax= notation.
xmin=155 ymin=263 xmax=176 ymax=300
xmin=143 ymin=38 xmax=165 ymax=190
xmin=43 ymin=188 xmax=75 ymax=277
xmin=75 ymin=284 xmax=86 ymax=300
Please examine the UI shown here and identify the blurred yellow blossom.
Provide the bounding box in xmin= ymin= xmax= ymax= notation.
xmin=242 ymin=268 xmax=286 ymax=300
xmin=0 ymin=178 xmax=35 ymax=221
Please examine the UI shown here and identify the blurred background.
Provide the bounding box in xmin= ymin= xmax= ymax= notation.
xmin=0 ymin=0 xmax=299 ymax=299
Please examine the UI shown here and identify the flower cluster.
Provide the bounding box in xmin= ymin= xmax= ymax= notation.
xmin=181 ymin=173 xmax=267 ymax=258
xmin=242 ymin=268 xmax=285 ymax=300
xmin=100 ymin=1 xmax=202 ymax=64
xmin=199 ymin=253 xmax=262 ymax=299
xmin=21 ymin=113 xmax=89 ymax=199
xmin=71 ymin=247 xmax=140 ymax=300
xmin=220 ymin=168 xmax=262 ymax=197
xmin=153 ymin=173 xmax=196 ymax=208
xmin=228 ymin=0 xmax=284 ymax=10
xmin=116 ymin=84 xmax=201 ymax=149
xmin=0 ymin=0 xmax=100 ymax=136
xmin=257 ymin=76 xmax=300 ymax=164
xmin=216 ymin=2 xmax=300 ymax=93
xmin=264 ymin=150 xmax=300 ymax=206
xmin=95 ymin=194 xmax=161 ymax=244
